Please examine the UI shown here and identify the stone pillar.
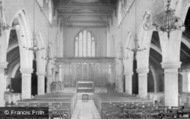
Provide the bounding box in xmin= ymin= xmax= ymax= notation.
xmin=125 ymin=72 xmax=133 ymax=95
xmin=37 ymin=72 xmax=45 ymax=95
xmin=181 ymin=70 xmax=188 ymax=92
xmin=20 ymin=68 xmax=33 ymax=99
xmin=111 ymin=63 xmax=116 ymax=83
xmin=162 ymin=62 xmax=181 ymax=107
xmin=136 ymin=68 xmax=149 ymax=98
xmin=62 ymin=66 xmax=65 ymax=83
xmin=0 ymin=62 xmax=7 ymax=106
xmin=46 ymin=74 xmax=53 ymax=93
xmin=117 ymin=75 xmax=123 ymax=93
xmin=58 ymin=65 xmax=63 ymax=81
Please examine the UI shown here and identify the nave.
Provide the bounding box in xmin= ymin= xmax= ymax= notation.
xmin=2 ymin=0 xmax=190 ymax=119
xmin=9 ymin=91 xmax=190 ymax=119
xmin=71 ymin=100 xmax=101 ymax=119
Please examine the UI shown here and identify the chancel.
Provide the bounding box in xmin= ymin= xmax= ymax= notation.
xmin=1 ymin=0 xmax=190 ymax=119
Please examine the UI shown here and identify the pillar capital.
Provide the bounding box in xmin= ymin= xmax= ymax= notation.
xmin=136 ymin=68 xmax=149 ymax=74
xmin=161 ymin=62 xmax=181 ymax=73
xmin=161 ymin=62 xmax=181 ymax=69
xmin=20 ymin=68 xmax=33 ymax=74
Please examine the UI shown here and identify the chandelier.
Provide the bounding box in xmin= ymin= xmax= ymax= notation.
xmin=23 ymin=0 xmax=44 ymax=52
xmin=143 ymin=0 xmax=185 ymax=38
xmin=126 ymin=39 xmax=146 ymax=52
xmin=126 ymin=0 xmax=146 ymax=53
xmin=42 ymin=56 xmax=55 ymax=61
xmin=23 ymin=33 xmax=44 ymax=52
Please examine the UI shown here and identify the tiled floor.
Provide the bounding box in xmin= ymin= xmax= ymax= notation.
xmin=71 ymin=100 xmax=101 ymax=119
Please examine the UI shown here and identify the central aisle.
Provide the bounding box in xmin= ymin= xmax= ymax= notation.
xmin=71 ymin=100 xmax=101 ymax=119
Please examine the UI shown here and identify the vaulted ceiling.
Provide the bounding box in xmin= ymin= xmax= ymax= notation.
xmin=53 ymin=0 xmax=117 ymax=27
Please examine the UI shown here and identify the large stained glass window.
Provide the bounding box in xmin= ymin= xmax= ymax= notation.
xmin=75 ymin=30 xmax=95 ymax=57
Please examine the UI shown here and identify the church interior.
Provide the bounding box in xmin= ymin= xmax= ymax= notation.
xmin=1 ymin=0 xmax=190 ymax=118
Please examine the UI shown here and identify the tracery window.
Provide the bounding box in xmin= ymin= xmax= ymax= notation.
xmin=75 ymin=30 xmax=95 ymax=57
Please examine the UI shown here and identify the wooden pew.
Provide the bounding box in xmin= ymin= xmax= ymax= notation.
xmin=94 ymin=93 xmax=153 ymax=119
xmin=15 ymin=92 xmax=76 ymax=119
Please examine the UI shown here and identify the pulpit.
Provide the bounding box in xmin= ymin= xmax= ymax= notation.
xmin=50 ymin=81 xmax=64 ymax=92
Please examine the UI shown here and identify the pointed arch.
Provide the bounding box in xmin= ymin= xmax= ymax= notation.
xmin=5 ymin=10 xmax=33 ymax=70
xmin=74 ymin=29 xmax=96 ymax=57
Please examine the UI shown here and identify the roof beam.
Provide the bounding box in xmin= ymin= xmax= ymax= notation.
xmin=57 ymin=4 xmax=115 ymax=10
xmin=58 ymin=12 xmax=112 ymax=16
xmin=61 ymin=24 xmax=109 ymax=28
xmin=61 ymin=20 xmax=109 ymax=24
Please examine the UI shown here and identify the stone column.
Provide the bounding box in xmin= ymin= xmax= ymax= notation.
xmin=37 ymin=72 xmax=45 ymax=95
xmin=0 ymin=62 xmax=7 ymax=106
xmin=62 ymin=66 xmax=65 ymax=83
xmin=20 ymin=68 xmax=33 ymax=99
xmin=136 ymin=68 xmax=149 ymax=98
xmin=125 ymin=71 xmax=133 ymax=95
xmin=58 ymin=65 xmax=63 ymax=81
xmin=111 ymin=63 xmax=116 ymax=83
xmin=46 ymin=74 xmax=53 ymax=93
xmin=161 ymin=62 xmax=181 ymax=107
xmin=117 ymin=75 xmax=123 ymax=93
xmin=181 ymin=70 xmax=188 ymax=92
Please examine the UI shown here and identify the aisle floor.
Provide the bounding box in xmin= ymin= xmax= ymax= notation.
xmin=71 ymin=100 xmax=101 ymax=119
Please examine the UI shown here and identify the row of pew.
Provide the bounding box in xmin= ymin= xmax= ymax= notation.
xmin=15 ymin=102 xmax=71 ymax=119
xmin=101 ymin=102 xmax=190 ymax=119
xmin=94 ymin=93 xmax=153 ymax=112
xmin=94 ymin=93 xmax=190 ymax=119
xmin=8 ymin=92 xmax=77 ymax=119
